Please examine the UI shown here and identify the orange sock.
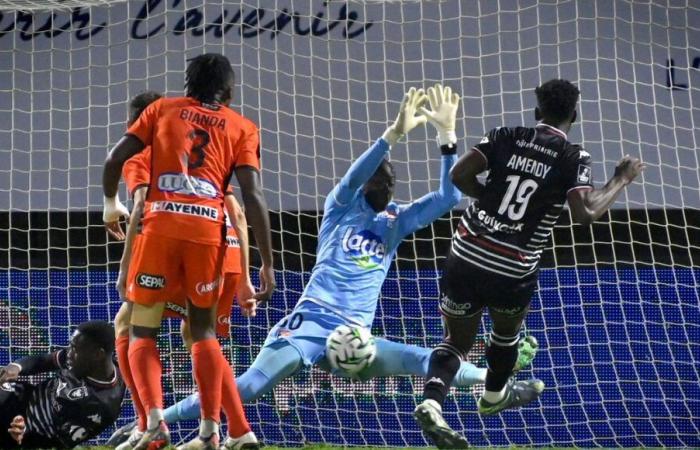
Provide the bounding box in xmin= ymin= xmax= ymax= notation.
xmin=116 ymin=335 xmax=147 ymax=432
xmin=221 ymin=363 xmax=250 ymax=438
xmin=192 ymin=338 xmax=224 ymax=423
xmin=128 ymin=337 xmax=163 ymax=415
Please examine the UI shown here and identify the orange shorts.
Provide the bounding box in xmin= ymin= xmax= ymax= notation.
xmin=127 ymin=233 xmax=225 ymax=309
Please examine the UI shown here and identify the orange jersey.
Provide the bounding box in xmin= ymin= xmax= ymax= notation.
xmin=122 ymin=147 xmax=151 ymax=196
xmin=126 ymin=97 xmax=260 ymax=245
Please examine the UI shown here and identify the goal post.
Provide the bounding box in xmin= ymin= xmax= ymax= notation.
xmin=0 ymin=1 xmax=698 ymax=447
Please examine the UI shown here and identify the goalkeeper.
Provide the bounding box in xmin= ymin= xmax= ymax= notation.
xmin=110 ymin=85 xmax=537 ymax=439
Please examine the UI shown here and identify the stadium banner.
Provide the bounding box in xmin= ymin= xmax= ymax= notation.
xmin=0 ymin=0 xmax=698 ymax=211
xmin=0 ymin=269 xmax=697 ymax=447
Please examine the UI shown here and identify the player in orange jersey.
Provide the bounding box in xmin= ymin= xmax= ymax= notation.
xmin=110 ymin=92 xmax=259 ymax=450
xmin=102 ymin=54 xmax=275 ymax=450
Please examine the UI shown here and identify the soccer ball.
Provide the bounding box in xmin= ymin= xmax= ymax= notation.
xmin=325 ymin=325 xmax=377 ymax=375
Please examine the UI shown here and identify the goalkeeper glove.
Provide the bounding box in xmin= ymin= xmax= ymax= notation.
xmin=103 ymin=195 xmax=130 ymax=240
xmin=419 ymin=83 xmax=460 ymax=146
xmin=382 ymin=87 xmax=428 ymax=146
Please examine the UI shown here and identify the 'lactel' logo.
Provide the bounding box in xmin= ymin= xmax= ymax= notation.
xmin=158 ymin=173 xmax=218 ymax=198
xmin=341 ymin=228 xmax=386 ymax=269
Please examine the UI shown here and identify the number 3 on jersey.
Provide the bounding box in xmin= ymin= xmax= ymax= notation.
xmin=187 ymin=129 xmax=210 ymax=170
xmin=498 ymin=175 xmax=538 ymax=220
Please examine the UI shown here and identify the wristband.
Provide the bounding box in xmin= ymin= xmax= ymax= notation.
xmin=436 ymin=130 xmax=457 ymax=147
xmin=440 ymin=143 xmax=457 ymax=155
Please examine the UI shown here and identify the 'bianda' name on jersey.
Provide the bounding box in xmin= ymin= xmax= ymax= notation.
xmin=341 ymin=228 xmax=386 ymax=269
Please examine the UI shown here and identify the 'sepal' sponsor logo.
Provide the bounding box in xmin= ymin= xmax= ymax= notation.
xmin=158 ymin=173 xmax=218 ymax=198
xmin=150 ymin=201 xmax=218 ymax=220
xmin=341 ymin=228 xmax=386 ymax=269
xmin=196 ymin=278 xmax=221 ymax=295
xmin=137 ymin=273 xmax=166 ymax=290
xmin=166 ymin=302 xmax=187 ymax=317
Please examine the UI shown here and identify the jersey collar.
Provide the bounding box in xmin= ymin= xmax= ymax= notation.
xmin=86 ymin=368 xmax=119 ymax=388
xmin=535 ymin=123 xmax=567 ymax=140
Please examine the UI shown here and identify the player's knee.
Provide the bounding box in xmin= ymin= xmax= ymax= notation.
xmin=485 ymin=332 xmax=519 ymax=374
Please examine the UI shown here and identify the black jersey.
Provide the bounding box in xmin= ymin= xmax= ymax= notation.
xmin=452 ymin=123 xmax=593 ymax=279
xmin=1 ymin=349 xmax=125 ymax=449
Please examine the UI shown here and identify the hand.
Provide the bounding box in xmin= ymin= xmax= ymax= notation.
xmin=103 ymin=195 xmax=130 ymax=240
xmin=8 ymin=416 xmax=25 ymax=445
xmin=382 ymin=87 xmax=428 ymax=146
xmin=419 ymin=83 xmax=461 ymax=146
xmin=614 ymin=155 xmax=645 ymax=185
xmin=0 ymin=364 xmax=20 ymax=384
xmin=254 ymin=264 xmax=276 ymax=304
xmin=116 ymin=269 xmax=128 ymax=300
xmin=236 ymin=278 xmax=257 ymax=318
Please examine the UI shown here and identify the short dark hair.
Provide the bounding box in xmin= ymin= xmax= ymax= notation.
xmin=76 ymin=320 xmax=115 ymax=354
xmin=535 ymin=79 xmax=580 ymax=123
xmin=128 ymin=91 xmax=162 ymax=124
xmin=185 ymin=53 xmax=235 ymax=104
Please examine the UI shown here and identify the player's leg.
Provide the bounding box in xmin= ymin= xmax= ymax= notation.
xmin=129 ymin=302 xmax=168 ymax=450
xmin=332 ymin=337 xmax=486 ymax=387
xmin=112 ymin=301 xmax=149 ymax=449
xmin=164 ymin=339 xmax=304 ymax=423
xmin=477 ymin=304 xmax=544 ymax=415
xmin=215 ymin=273 xmax=256 ymax=446
xmin=127 ymin=233 xmax=181 ymax=450
xmin=178 ymin=242 xmax=231 ymax=450
xmin=415 ymin=254 xmax=483 ymax=449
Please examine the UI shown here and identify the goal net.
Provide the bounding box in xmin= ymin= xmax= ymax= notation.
xmin=1 ymin=0 xmax=698 ymax=447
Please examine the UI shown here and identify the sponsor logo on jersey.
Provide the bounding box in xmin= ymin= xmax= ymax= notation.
xmin=137 ymin=273 xmax=166 ymax=290
xmin=477 ymin=209 xmax=524 ymax=233
xmin=577 ymin=165 xmax=591 ymax=183
xmin=165 ymin=302 xmax=187 ymax=317
xmin=506 ymin=154 xmax=552 ymax=179
xmin=196 ymin=277 xmax=221 ymax=296
xmin=158 ymin=173 xmax=218 ymax=198
xmin=439 ymin=293 xmax=472 ymax=317
xmin=226 ymin=235 xmax=240 ymax=248
xmin=341 ymin=228 xmax=386 ymax=269
xmin=150 ymin=201 xmax=219 ymax=220
xmin=67 ymin=386 xmax=89 ymax=400
xmin=516 ymin=139 xmax=559 ymax=158
xmin=1 ymin=382 xmax=15 ymax=392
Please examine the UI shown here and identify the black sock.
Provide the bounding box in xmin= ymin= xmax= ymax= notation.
xmin=422 ymin=342 xmax=462 ymax=406
xmin=484 ymin=331 xmax=519 ymax=393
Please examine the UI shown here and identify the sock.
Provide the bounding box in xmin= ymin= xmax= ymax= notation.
xmin=128 ymin=337 xmax=164 ymax=428
xmin=192 ymin=338 xmax=224 ymax=424
xmin=453 ymin=364 xmax=488 ymax=388
xmin=484 ymin=331 xmax=519 ymax=397
xmin=221 ymin=363 xmax=251 ymax=438
xmin=116 ymin=335 xmax=147 ymax=432
xmin=422 ymin=343 xmax=462 ymax=405
xmin=482 ymin=384 xmax=508 ymax=403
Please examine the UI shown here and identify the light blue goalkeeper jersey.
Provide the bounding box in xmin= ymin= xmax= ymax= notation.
xmin=299 ymin=137 xmax=461 ymax=327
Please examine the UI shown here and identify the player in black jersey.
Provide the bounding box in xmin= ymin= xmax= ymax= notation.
xmin=414 ymin=79 xmax=644 ymax=449
xmin=0 ymin=320 xmax=125 ymax=449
